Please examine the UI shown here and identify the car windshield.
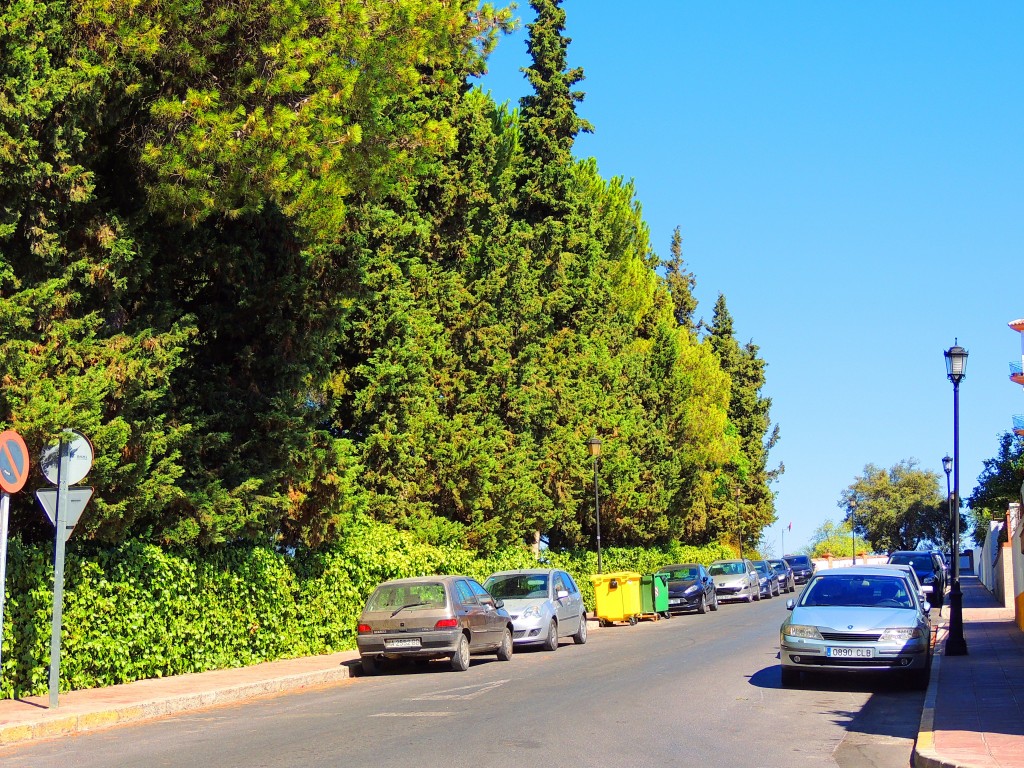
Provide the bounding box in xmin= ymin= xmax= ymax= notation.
xmin=366 ymin=582 xmax=447 ymax=612
xmin=802 ymin=575 xmax=914 ymax=609
xmin=483 ymin=574 xmax=549 ymax=600
xmin=708 ymin=562 xmax=744 ymax=576
xmin=659 ymin=566 xmax=698 ymax=580
xmin=889 ymin=553 xmax=935 ymax=572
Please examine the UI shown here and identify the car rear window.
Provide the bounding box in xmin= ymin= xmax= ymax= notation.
xmin=889 ymin=553 xmax=935 ymax=571
xmin=785 ymin=556 xmax=811 ymax=568
xmin=366 ymin=582 xmax=447 ymax=611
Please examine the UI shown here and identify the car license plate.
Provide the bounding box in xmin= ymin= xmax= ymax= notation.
xmin=385 ymin=638 xmax=421 ymax=649
xmin=826 ymin=646 xmax=873 ymax=658
xmin=668 ymin=598 xmax=682 ymax=606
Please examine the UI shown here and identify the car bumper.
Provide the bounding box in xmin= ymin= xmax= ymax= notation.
xmin=780 ymin=638 xmax=930 ymax=673
xmin=357 ymin=628 xmax=462 ymax=658
xmin=667 ymin=594 xmax=702 ymax=611
xmin=715 ymin=585 xmax=753 ymax=600
xmin=509 ymin=617 xmax=551 ymax=645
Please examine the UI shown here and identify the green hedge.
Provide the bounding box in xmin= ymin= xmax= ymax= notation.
xmin=0 ymin=522 xmax=737 ymax=699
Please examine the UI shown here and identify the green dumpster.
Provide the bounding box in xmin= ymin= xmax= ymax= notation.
xmin=640 ymin=572 xmax=670 ymax=620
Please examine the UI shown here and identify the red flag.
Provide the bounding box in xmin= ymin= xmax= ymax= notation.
xmin=787 ymin=522 xmax=792 ymax=531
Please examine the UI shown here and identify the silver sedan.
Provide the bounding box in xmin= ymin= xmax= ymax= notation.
xmin=779 ymin=566 xmax=932 ymax=689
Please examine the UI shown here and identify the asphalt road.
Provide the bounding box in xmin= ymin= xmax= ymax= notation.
xmin=3 ymin=595 xmax=924 ymax=768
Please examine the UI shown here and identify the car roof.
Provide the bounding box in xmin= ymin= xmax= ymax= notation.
xmin=374 ymin=575 xmax=467 ymax=587
xmin=658 ymin=563 xmax=700 ymax=569
xmin=812 ymin=566 xmax=913 ymax=578
xmin=486 ymin=569 xmax=556 ymax=577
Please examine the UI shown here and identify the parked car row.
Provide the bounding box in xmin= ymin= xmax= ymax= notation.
xmin=356 ymin=568 xmax=588 ymax=674
xmin=705 ymin=557 xmax=801 ymax=604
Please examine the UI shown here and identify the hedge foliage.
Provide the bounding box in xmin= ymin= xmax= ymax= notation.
xmin=0 ymin=522 xmax=738 ymax=699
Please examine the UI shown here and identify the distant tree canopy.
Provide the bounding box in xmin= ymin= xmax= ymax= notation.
xmin=839 ymin=460 xmax=954 ymax=554
xmin=968 ymin=431 xmax=1024 ymax=545
xmin=806 ymin=519 xmax=860 ymax=559
xmin=0 ymin=0 xmax=781 ymax=554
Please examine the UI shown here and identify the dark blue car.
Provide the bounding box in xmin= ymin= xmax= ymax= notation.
xmin=657 ymin=563 xmax=719 ymax=614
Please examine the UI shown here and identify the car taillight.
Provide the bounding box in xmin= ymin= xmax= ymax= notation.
xmin=357 ymin=623 xmax=372 ymax=634
xmin=434 ymin=618 xmax=459 ymax=629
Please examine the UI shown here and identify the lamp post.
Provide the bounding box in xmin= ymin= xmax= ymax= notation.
xmin=735 ymin=487 xmax=743 ymax=561
xmin=850 ymin=499 xmax=857 ymax=565
xmin=586 ymin=436 xmax=603 ymax=573
xmin=942 ymin=454 xmax=953 ymax=573
xmin=944 ymin=342 xmax=968 ymax=655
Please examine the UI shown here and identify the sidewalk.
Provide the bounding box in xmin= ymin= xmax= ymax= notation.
xmin=914 ymin=575 xmax=1024 ymax=768
xmin=0 ymin=579 xmax=1021 ymax=765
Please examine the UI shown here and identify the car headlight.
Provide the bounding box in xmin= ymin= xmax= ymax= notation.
xmin=784 ymin=624 xmax=823 ymax=640
xmin=521 ymin=605 xmax=542 ymax=619
xmin=683 ymin=585 xmax=699 ymax=595
xmin=880 ymin=627 xmax=922 ymax=642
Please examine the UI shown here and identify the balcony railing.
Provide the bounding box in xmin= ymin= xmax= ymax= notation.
xmin=1014 ymin=415 xmax=1024 ymax=436
xmin=1011 ymin=361 xmax=1024 ymax=383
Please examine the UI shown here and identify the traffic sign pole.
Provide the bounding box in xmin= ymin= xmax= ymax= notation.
xmin=48 ymin=439 xmax=70 ymax=708
xmin=0 ymin=492 xmax=9 ymax=678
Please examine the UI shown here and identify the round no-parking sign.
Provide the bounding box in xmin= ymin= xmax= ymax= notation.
xmin=0 ymin=430 xmax=29 ymax=493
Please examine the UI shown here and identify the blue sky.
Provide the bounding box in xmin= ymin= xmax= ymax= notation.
xmin=475 ymin=1 xmax=1024 ymax=553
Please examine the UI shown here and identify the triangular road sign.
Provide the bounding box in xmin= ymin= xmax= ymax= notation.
xmin=35 ymin=487 xmax=93 ymax=540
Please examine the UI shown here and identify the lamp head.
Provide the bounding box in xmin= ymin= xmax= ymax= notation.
xmin=942 ymin=455 xmax=953 ymax=476
xmin=944 ymin=342 xmax=968 ymax=384
xmin=585 ymin=436 xmax=602 ymax=457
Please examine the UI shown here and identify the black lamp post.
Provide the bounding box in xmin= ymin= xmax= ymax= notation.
xmin=586 ymin=436 xmax=603 ymax=573
xmin=942 ymin=454 xmax=953 ymax=574
xmin=850 ymin=499 xmax=857 ymax=564
xmin=944 ymin=342 xmax=968 ymax=655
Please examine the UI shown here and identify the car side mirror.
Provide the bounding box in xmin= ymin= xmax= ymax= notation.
xmin=556 ymin=589 xmax=569 ymax=600
xmin=786 ymin=599 xmax=795 ymax=610
xmin=494 ymin=598 xmax=504 ymax=609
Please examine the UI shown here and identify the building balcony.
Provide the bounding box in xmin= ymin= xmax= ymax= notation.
xmin=1015 ymin=415 xmax=1024 ymax=436
xmin=1012 ymin=361 xmax=1024 ymax=385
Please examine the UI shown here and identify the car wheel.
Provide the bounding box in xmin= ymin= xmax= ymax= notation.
xmin=543 ymin=620 xmax=558 ymax=652
xmin=780 ymin=666 xmax=801 ymax=687
xmin=572 ymin=613 xmax=588 ymax=644
xmin=696 ymin=593 xmax=708 ymax=614
xmin=753 ymin=587 xmax=761 ymax=601
xmin=360 ymin=655 xmax=379 ymax=676
xmin=710 ymin=592 xmax=719 ymax=611
xmin=450 ymin=634 xmax=471 ymax=671
xmin=497 ymin=628 xmax=513 ymax=661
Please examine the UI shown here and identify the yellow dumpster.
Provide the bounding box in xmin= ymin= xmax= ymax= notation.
xmin=590 ymin=571 xmax=642 ymax=626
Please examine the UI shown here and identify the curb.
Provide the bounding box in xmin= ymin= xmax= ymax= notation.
xmin=0 ymin=666 xmax=355 ymax=748
xmin=912 ymin=614 xmax=961 ymax=768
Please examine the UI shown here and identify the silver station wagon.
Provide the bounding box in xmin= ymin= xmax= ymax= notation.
xmin=357 ymin=575 xmax=514 ymax=673
xmin=779 ymin=566 xmax=933 ymax=689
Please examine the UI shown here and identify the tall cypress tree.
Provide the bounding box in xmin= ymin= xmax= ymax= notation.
xmin=707 ymin=294 xmax=781 ymax=549
xmin=662 ymin=227 xmax=699 ymax=334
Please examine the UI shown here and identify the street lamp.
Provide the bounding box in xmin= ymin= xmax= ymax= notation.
xmin=944 ymin=342 xmax=968 ymax=655
xmin=735 ymin=486 xmax=743 ymax=561
xmin=850 ymin=499 xmax=857 ymax=565
xmin=586 ymin=436 xmax=603 ymax=573
xmin=942 ymin=454 xmax=953 ymax=572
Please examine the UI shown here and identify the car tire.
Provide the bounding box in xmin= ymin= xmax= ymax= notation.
xmin=697 ymin=594 xmax=707 ymax=614
xmin=753 ymin=587 xmax=761 ymax=601
xmin=543 ymin=620 xmax=558 ymax=652
xmin=780 ymin=666 xmax=801 ymax=687
xmin=450 ymin=634 xmax=471 ymax=671
xmin=572 ymin=613 xmax=588 ymax=644
xmin=628 ymin=616 xmax=637 ymax=626
xmin=497 ymin=628 xmax=513 ymax=661
xmin=360 ymin=655 xmax=379 ymax=676
xmin=710 ymin=592 xmax=719 ymax=611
